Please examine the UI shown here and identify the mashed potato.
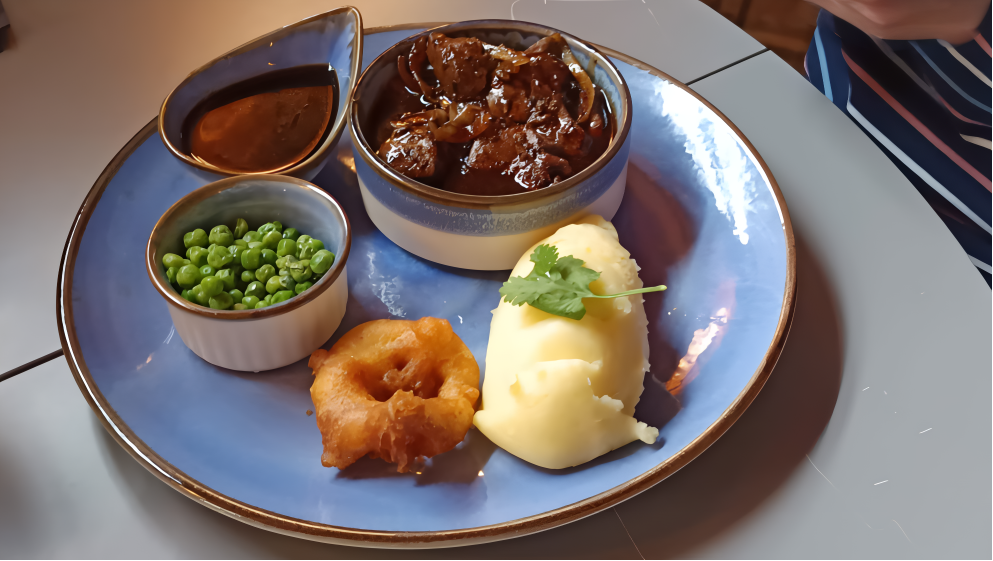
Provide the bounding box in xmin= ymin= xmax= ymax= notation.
xmin=473 ymin=216 xmax=658 ymax=469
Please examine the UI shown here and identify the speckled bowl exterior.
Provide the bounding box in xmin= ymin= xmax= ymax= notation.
xmin=145 ymin=175 xmax=351 ymax=371
xmin=349 ymin=20 xmax=632 ymax=270
xmin=158 ymin=7 xmax=363 ymax=181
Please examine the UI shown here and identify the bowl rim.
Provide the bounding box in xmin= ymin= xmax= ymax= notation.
xmin=348 ymin=19 xmax=634 ymax=209
xmin=157 ymin=5 xmax=364 ymax=178
xmin=58 ymin=23 xmax=797 ymax=550
xmin=145 ymin=174 xmax=352 ymax=320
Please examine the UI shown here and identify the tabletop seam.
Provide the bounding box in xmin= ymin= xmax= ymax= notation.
xmin=684 ymin=47 xmax=770 ymax=86
xmin=0 ymin=349 xmax=64 ymax=382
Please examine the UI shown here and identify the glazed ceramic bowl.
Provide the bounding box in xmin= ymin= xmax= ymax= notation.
xmin=146 ymin=175 xmax=351 ymax=372
xmin=349 ymin=20 xmax=632 ymax=270
xmin=158 ymin=6 xmax=363 ymax=181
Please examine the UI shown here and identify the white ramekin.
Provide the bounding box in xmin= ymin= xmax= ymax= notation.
xmin=146 ymin=175 xmax=351 ymax=371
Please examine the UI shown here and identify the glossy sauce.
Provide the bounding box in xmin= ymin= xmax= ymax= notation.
xmin=183 ymin=65 xmax=339 ymax=173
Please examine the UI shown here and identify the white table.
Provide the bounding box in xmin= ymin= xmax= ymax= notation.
xmin=1 ymin=1 xmax=989 ymax=558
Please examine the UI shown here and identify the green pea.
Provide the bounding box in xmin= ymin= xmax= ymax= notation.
xmin=282 ymin=227 xmax=300 ymax=241
xmin=288 ymin=261 xmax=313 ymax=282
xmin=184 ymin=228 xmax=208 ymax=248
xmin=241 ymin=269 xmax=256 ymax=284
xmin=216 ymin=268 xmax=236 ymax=291
xmin=294 ymin=281 xmax=313 ymax=294
xmin=245 ymin=281 xmax=267 ymax=300
xmin=254 ymin=301 xmax=269 ymax=309
xmin=255 ymin=264 xmax=275 ymax=283
xmin=209 ymin=225 xmax=234 ymax=246
xmin=209 ymin=292 xmax=233 ymax=310
xmin=232 ymin=303 xmax=248 ymax=310
xmin=162 ymin=253 xmax=185 ymax=269
xmin=187 ymin=246 xmax=208 ymax=267
xmin=276 ymin=254 xmax=298 ymax=270
xmin=297 ymin=244 xmax=315 ymax=260
xmin=180 ymin=289 xmax=195 ymax=302
xmin=229 ymin=263 xmax=244 ymax=277
xmin=228 ymin=244 xmax=245 ymax=262
xmin=276 ymin=238 xmax=297 ymax=258
xmin=247 ymin=241 xmax=263 ymax=250
xmin=206 ymin=243 xmax=218 ymax=253
xmin=200 ymin=275 xmax=223 ymax=297
xmin=181 ymin=258 xmax=191 ymax=266
xmin=265 ymin=275 xmax=282 ymax=294
xmin=241 ymin=247 xmax=262 ymax=270
xmin=308 ymin=238 xmax=325 ymax=252
xmin=277 ymin=273 xmax=296 ymax=291
xmin=297 ymin=235 xmax=312 ymax=246
xmin=261 ymin=249 xmax=277 ymax=266
xmin=233 ymin=238 xmax=248 ymax=249
xmin=272 ymin=290 xmax=294 ymax=304
xmin=166 ymin=266 xmax=179 ymax=285
xmin=263 ymin=294 xmax=273 ymax=304
xmin=243 ymin=230 xmax=262 ymax=243
xmin=261 ymin=230 xmax=282 ymax=250
xmin=259 ymin=221 xmax=283 ymax=235
xmin=241 ymin=295 xmax=260 ymax=308
xmin=228 ymin=289 xmax=245 ymax=302
xmin=191 ymin=285 xmax=208 ymax=305
xmin=207 ymin=245 xmax=233 ymax=269
xmin=233 ymin=218 xmax=249 ymax=239
xmin=310 ymin=249 xmax=335 ymax=275
xmin=199 ymin=264 xmax=217 ymax=278
xmin=176 ymin=264 xmax=201 ymax=289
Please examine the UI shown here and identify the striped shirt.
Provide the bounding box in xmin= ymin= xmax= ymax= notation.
xmin=805 ymin=8 xmax=992 ymax=287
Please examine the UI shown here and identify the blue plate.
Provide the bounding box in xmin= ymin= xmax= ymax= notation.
xmin=58 ymin=24 xmax=795 ymax=548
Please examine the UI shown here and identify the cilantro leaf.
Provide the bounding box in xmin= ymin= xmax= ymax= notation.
xmin=499 ymin=244 xmax=667 ymax=320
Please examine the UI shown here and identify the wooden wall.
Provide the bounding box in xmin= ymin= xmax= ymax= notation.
xmin=699 ymin=0 xmax=820 ymax=74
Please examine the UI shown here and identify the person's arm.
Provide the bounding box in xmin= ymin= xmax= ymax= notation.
xmin=805 ymin=0 xmax=990 ymax=43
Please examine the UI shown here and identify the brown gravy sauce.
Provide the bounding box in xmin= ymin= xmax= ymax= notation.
xmin=183 ymin=64 xmax=339 ymax=173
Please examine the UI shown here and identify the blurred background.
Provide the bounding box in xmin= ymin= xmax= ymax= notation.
xmin=701 ymin=0 xmax=820 ymax=73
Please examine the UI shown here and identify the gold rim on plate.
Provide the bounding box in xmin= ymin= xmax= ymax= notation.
xmin=57 ymin=21 xmax=797 ymax=549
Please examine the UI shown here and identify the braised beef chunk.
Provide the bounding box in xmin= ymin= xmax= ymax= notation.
xmin=525 ymin=104 xmax=586 ymax=156
xmin=378 ymin=126 xmax=437 ymax=178
xmin=520 ymin=54 xmax=572 ymax=103
xmin=486 ymin=77 xmax=530 ymax=122
xmin=466 ymin=125 xmax=532 ymax=170
xmin=375 ymin=32 xmax=613 ymax=195
xmin=509 ymin=152 xmax=572 ymax=190
xmin=426 ymin=33 xmax=493 ymax=100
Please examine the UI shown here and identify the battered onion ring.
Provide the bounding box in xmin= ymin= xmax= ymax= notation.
xmin=308 ymin=317 xmax=480 ymax=473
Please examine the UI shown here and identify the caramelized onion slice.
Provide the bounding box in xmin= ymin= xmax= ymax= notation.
xmin=407 ymin=36 xmax=437 ymax=97
xmin=547 ymin=33 xmax=596 ymax=123
xmin=397 ymin=54 xmax=421 ymax=94
xmin=390 ymin=108 xmax=448 ymax=129
xmin=434 ymin=104 xmax=493 ymax=143
xmin=483 ymin=43 xmax=531 ymax=66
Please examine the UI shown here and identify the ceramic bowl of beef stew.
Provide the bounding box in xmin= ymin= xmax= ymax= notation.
xmin=349 ymin=20 xmax=632 ymax=270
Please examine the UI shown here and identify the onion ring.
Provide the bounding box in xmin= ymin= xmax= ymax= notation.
xmin=308 ymin=317 xmax=480 ymax=473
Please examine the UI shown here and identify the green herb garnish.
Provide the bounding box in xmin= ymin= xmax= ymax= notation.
xmin=499 ymin=244 xmax=666 ymax=320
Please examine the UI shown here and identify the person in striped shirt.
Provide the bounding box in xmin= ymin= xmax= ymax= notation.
xmin=805 ymin=1 xmax=991 ymax=286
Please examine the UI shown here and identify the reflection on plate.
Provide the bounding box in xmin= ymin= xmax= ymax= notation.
xmin=57 ymin=24 xmax=795 ymax=548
